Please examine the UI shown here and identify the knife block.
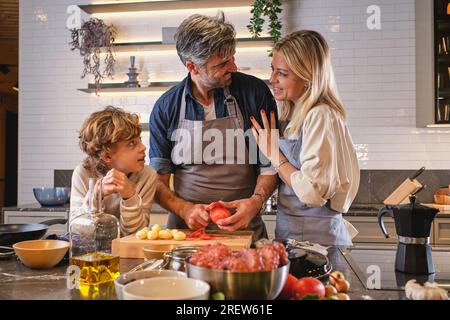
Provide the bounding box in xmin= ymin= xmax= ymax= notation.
xmin=383 ymin=178 xmax=423 ymax=205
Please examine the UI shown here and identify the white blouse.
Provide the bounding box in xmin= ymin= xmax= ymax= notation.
xmin=285 ymin=104 xmax=360 ymax=213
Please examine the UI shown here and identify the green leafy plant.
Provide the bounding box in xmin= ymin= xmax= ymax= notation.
xmin=69 ymin=18 xmax=117 ymax=93
xmin=247 ymin=0 xmax=283 ymax=54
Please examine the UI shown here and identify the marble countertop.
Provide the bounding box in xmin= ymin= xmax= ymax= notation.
xmin=0 ymin=246 xmax=406 ymax=300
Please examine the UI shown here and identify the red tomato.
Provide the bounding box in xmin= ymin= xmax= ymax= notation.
xmin=279 ymin=273 xmax=298 ymax=299
xmin=206 ymin=202 xmax=231 ymax=224
xmin=210 ymin=207 xmax=231 ymax=224
xmin=292 ymin=277 xmax=326 ymax=300
xmin=206 ymin=202 xmax=222 ymax=211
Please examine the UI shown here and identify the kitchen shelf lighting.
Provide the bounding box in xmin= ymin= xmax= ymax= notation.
xmin=79 ymin=78 xmax=271 ymax=95
xmin=80 ymin=0 xmax=253 ymax=15
xmin=104 ymin=37 xmax=273 ymax=55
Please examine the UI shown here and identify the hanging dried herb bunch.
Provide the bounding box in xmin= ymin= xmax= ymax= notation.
xmin=247 ymin=0 xmax=283 ymax=56
xmin=69 ymin=18 xmax=117 ymax=92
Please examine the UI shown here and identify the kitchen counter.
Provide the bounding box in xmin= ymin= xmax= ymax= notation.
xmin=0 ymin=246 xmax=407 ymax=300
xmin=264 ymin=203 xmax=450 ymax=217
xmin=1 ymin=203 xmax=70 ymax=213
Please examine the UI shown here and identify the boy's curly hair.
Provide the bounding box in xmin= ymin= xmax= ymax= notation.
xmin=78 ymin=106 xmax=142 ymax=177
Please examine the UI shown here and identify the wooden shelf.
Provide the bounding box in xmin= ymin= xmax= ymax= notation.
xmin=78 ymin=81 xmax=179 ymax=93
xmin=436 ymin=15 xmax=450 ymax=22
xmin=79 ymin=0 xmax=253 ymax=14
xmin=438 ymin=89 xmax=450 ymax=97
xmin=437 ymin=21 xmax=450 ymax=30
xmin=438 ymin=55 xmax=450 ymax=62
xmin=78 ymin=79 xmax=270 ymax=94
xmin=112 ymin=37 xmax=273 ymax=52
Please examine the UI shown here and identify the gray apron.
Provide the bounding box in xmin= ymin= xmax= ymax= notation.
xmin=276 ymin=128 xmax=352 ymax=246
xmin=168 ymin=86 xmax=267 ymax=242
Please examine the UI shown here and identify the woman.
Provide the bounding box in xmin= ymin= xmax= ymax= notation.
xmin=250 ymin=30 xmax=360 ymax=246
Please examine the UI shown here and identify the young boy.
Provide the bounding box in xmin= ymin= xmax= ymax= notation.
xmin=70 ymin=106 xmax=157 ymax=236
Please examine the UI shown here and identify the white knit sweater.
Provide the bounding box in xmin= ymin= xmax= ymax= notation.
xmin=69 ymin=164 xmax=157 ymax=236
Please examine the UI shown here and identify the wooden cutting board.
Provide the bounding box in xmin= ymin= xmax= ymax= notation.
xmin=112 ymin=230 xmax=253 ymax=259
xmin=422 ymin=203 xmax=450 ymax=212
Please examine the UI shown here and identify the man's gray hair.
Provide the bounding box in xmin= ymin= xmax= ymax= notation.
xmin=175 ymin=11 xmax=236 ymax=66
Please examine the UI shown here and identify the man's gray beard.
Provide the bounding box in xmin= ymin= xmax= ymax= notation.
xmin=200 ymin=75 xmax=232 ymax=89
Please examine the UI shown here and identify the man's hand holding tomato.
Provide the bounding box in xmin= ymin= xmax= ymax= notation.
xmin=182 ymin=203 xmax=210 ymax=230
xmin=212 ymin=196 xmax=264 ymax=231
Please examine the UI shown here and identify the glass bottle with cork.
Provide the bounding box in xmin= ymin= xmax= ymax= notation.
xmin=69 ymin=177 xmax=120 ymax=287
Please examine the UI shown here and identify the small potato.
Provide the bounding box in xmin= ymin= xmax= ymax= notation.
xmin=139 ymin=227 xmax=149 ymax=233
xmin=147 ymin=230 xmax=159 ymax=240
xmin=135 ymin=230 xmax=147 ymax=240
xmin=151 ymin=224 xmax=162 ymax=233
xmin=170 ymin=229 xmax=179 ymax=236
xmin=158 ymin=229 xmax=173 ymax=240
xmin=173 ymin=231 xmax=186 ymax=241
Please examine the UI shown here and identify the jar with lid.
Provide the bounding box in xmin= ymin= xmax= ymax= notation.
xmin=69 ymin=177 xmax=120 ymax=286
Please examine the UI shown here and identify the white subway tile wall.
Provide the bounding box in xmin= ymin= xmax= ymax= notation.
xmin=18 ymin=0 xmax=449 ymax=204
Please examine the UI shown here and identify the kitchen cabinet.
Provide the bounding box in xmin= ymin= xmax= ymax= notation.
xmin=345 ymin=216 xmax=399 ymax=244
xmin=417 ymin=0 xmax=450 ymax=127
xmin=434 ymin=0 xmax=450 ymax=124
xmin=433 ymin=217 xmax=450 ymax=245
xmin=262 ymin=214 xmax=276 ymax=239
xmin=346 ymin=215 xmax=450 ymax=246
xmin=2 ymin=210 xmax=69 ymax=236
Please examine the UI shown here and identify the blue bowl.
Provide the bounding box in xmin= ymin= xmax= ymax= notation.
xmin=33 ymin=187 xmax=71 ymax=206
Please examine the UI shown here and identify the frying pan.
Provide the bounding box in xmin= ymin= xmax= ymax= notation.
xmin=0 ymin=219 xmax=67 ymax=246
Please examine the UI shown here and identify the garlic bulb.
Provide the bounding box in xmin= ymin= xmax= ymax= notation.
xmin=405 ymin=280 xmax=448 ymax=300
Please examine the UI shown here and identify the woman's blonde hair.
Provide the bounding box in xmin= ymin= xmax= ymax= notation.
xmin=78 ymin=106 xmax=142 ymax=177
xmin=274 ymin=30 xmax=346 ymax=136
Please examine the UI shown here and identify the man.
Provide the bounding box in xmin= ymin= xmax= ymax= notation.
xmin=149 ymin=12 xmax=277 ymax=241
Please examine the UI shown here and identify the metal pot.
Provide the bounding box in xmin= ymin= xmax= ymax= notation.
xmin=162 ymin=246 xmax=199 ymax=272
xmin=186 ymin=258 xmax=290 ymax=300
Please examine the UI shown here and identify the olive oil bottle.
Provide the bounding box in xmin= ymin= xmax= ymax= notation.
xmin=69 ymin=178 xmax=120 ymax=287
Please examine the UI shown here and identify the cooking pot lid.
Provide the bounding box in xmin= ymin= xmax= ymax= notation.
xmin=274 ymin=239 xmax=332 ymax=279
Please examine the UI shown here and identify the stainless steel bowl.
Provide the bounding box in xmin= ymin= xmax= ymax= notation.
xmin=163 ymin=246 xmax=199 ymax=271
xmin=33 ymin=187 xmax=70 ymax=206
xmin=186 ymin=259 xmax=290 ymax=300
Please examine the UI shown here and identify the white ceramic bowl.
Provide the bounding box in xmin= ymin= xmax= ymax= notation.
xmin=122 ymin=276 xmax=210 ymax=300
xmin=114 ymin=270 xmax=187 ymax=300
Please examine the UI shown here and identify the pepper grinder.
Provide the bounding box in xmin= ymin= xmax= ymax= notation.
xmin=124 ymin=56 xmax=140 ymax=88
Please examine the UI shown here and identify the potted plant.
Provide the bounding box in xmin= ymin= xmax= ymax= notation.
xmin=247 ymin=0 xmax=283 ymax=49
xmin=69 ymin=17 xmax=117 ymax=93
